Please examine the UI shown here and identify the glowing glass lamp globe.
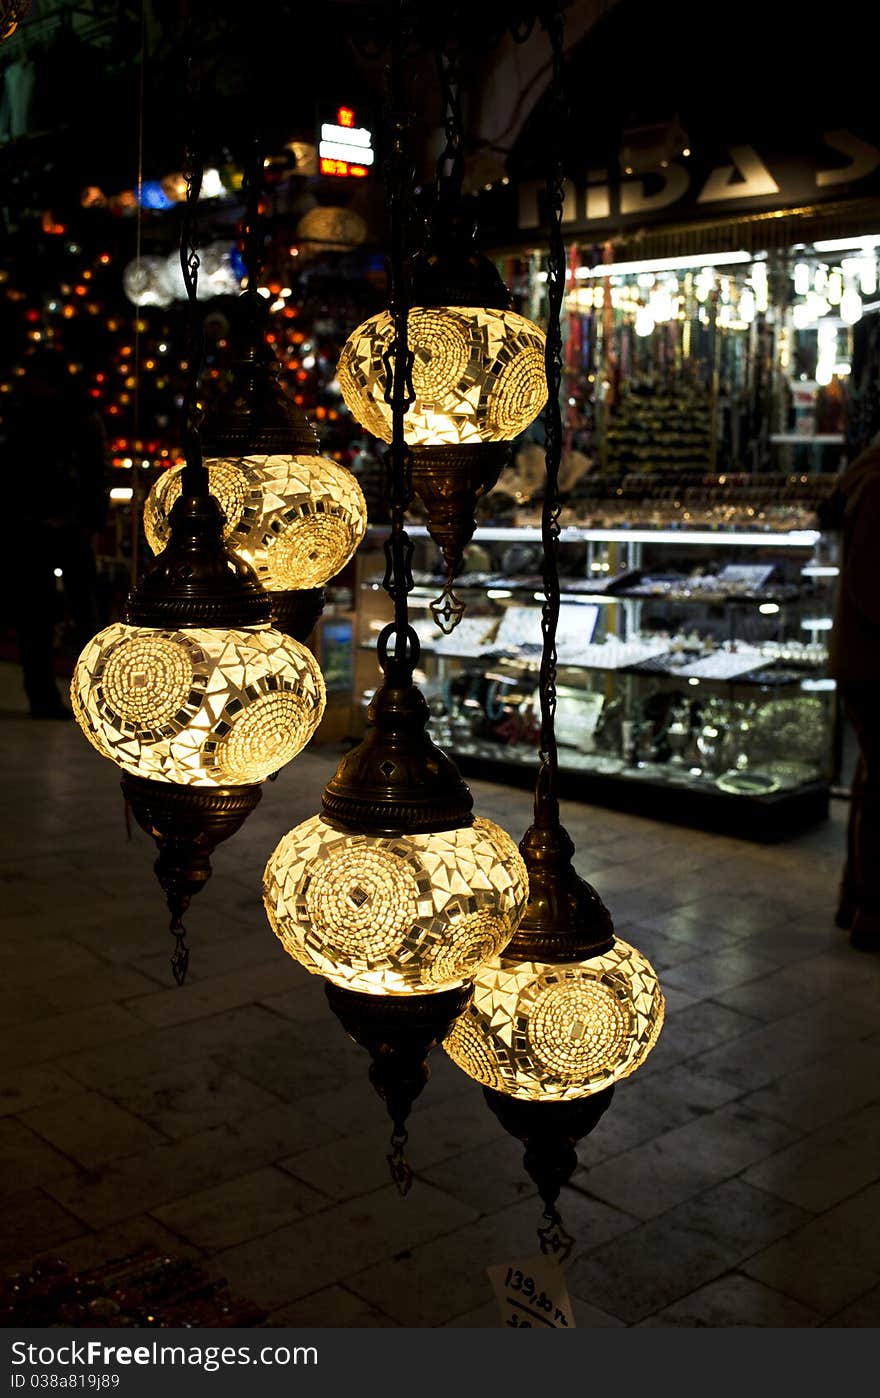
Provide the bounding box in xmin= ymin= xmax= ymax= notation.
xmin=144 ymin=453 xmax=367 ymax=592
xmin=337 ymin=225 xmax=546 ymax=632
xmin=71 ymin=620 xmax=326 ymax=787
xmin=443 ymin=818 xmax=665 ymax=1100
xmin=263 ymin=664 xmax=529 ymax=995
xmin=73 ymin=452 xmax=326 ymax=790
xmin=337 ymin=305 xmax=547 ymax=447
xmin=264 ymin=813 xmax=528 ymax=995
xmin=444 ymin=940 xmax=664 ymax=1101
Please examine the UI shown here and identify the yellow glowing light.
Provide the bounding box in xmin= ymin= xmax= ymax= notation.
xmin=338 ymin=307 xmax=547 ymax=446
xmin=71 ymin=622 xmax=325 ymax=786
xmin=444 ymin=940 xmax=664 ymax=1099
xmin=264 ymin=815 xmax=529 ymax=995
xmin=144 ymin=455 xmax=368 ymax=591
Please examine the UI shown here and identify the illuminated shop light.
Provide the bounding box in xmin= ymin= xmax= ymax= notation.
xmin=319 ymin=122 xmax=373 ymax=149
xmin=318 ymin=141 xmax=374 ymax=166
xmin=401 ymin=524 xmax=820 ymax=547
xmin=812 ymin=235 xmax=880 ymax=252
xmin=318 ymin=105 xmax=374 ymax=178
xmin=576 ymin=250 xmax=751 ymax=278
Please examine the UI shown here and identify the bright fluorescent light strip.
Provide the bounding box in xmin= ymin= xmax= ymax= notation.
xmin=318 ymin=141 xmax=374 ymax=166
xmin=320 ymin=123 xmax=372 ymax=148
xmin=812 ymin=235 xmax=880 ymax=252
xmin=801 ymin=617 xmax=833 ymax=630
xmin=403 ymin=525 xmax=820 ymax=548
xmin=802 ymin=565 xmax=839 ymax=577
xmin=576 ymin=250 xmax=752 ymax=279
xmin=110 ymin=487 xmax=133 ymax=502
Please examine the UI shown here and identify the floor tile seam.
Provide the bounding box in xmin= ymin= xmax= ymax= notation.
xmin=206 ymin=1185 xmax=485 ymax=1284
xmin=334 ymin=1281 xmax=401 ymax=1326
xmin=40 ymin=1154 xmax=351 ymax=1233
xmin=279 ymin=1152 xmax=544 ymax=1222
xmin=571 ymin=1082 xmax=800 ymax=1170
xmin=567 ymin=1165 xmax=816 ymax=1262
xmin=8 ymin=1107 xmax=176 ymax=1174
xmin=736 ymin=1163 xmax=880 ymax=1220
xmin=719 ymin=1266 xmax=826 ymax=1322
xmin=688 ymin=1015 xmax=880 ymax=1080
xmin=139 ymin=1208 xmax=209 ymax=1257
xmin=144 ymin=1188 xmax=333 ymax=1253
xmin=732 ymin=1086 xmax=880 ymax=1134
xmin=820 ymin=1277 xmax=880 ymax=1326
xmin=96 ymin=1080 xmax=296 ymax=1138
xmin=0 ymin=1185 xmax=86 ymax=1242
xmin=660 ymin=961 xmax=790 ymax=996
xmin=117 ymin=988 xmax=295 ymax=1030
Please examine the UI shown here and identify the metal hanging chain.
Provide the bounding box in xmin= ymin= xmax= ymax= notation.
xmin=179 ymin=69 xmax=206 ymax=498
xmin=434 ymin=39 xmax=464 ymax=196
xmin=240 ymin=135 xmax=265 ymax=330
xmin=538 ymin=1206 xmax=575 ymax=1263
xmin=378 ymin=0 xmax=419 ymax=677
xmin=387 ymin=1124 xmax=414 ymax=1197
xmin=534 ymin=1 xmax=567 ymax=827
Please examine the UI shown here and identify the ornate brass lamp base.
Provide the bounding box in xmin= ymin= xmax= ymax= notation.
xmin=121 ymin=775 xmax=262 ymax=985
xmin=506 ymin=812 xmax=616 ymax=963
xmin=321 ymin=664 xmax=473 ymax=836
xmin=409 ymin=442 xmax=510 ymax=633
xmin=325 ymin=981 xmax=473 ymax=1194
xmin=483 ymin=1086 xmax=615 ymax=1258
xmin=269 ymin=587 xmax=326 ymax=643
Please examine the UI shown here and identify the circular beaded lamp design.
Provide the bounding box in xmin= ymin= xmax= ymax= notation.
xmin=263 ymin=814 xmax=529 ymax=995
xmin=337 ymin=307 xmax=547 ymax=446
xmin=144 ymin=455 xmax=367 ymax=591
xmin=71 ymin=622 xmax=326 ymax=786
xmin=444 ymin=940 xmax=665 ymax=1101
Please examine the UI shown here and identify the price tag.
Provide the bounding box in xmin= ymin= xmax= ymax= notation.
xmin=487 ymin=1253 xmax=576 ymax=1330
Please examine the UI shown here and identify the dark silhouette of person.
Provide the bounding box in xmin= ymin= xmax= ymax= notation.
xmin=826 ymin=437 xmax=880 ymax=951
xmin=0 ymin=350 xmax=108 ymax=717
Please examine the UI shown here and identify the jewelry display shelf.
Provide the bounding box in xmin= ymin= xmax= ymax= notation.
xmin=445 ymin=740 xmax=829 ymax=842
xmin=353 ymin=520 xmax=839 ymax=838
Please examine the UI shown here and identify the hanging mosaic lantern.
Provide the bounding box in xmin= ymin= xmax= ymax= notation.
xmin=337 ymin=209 xmax=547 ymax=631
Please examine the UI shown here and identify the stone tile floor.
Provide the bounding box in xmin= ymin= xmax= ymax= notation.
xmin=1 ymin=661 xmax=879 ymax=1327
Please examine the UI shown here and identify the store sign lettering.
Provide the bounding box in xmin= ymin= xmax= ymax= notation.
xmin=517 ymin=130 xmax=880 ymax=231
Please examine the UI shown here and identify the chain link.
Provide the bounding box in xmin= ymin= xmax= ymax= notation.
xmin=535 ymin=2 xmax=567 ymax=818
xmin=179 ymin=51 xmax=206 ymax=492
xmin=380 ymin=0 xmax=419 ymax=672
xmin=434 ymin=41 xmax=464 ymax=193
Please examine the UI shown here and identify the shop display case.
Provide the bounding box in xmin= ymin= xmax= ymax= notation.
xmin=353 ymin=516 xmax=838 ymax=839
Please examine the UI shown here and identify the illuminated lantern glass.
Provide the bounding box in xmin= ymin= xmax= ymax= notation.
xmin=296 ymin=206 xmax=368 ymax=255
xmin=444 ymin=940 xmax=665 ymax=1100
xmin=264 ymin=815 xmax=529 ymax=995
xmin=71 ymin=622 xmax=325 ymax=786
xmin=337 ymin=307 xmax=547 ymax=446
xmin=123 ymin=256 xmax=173 ymax=309
xmin=144 ymin=455 xmax=368 ymax=591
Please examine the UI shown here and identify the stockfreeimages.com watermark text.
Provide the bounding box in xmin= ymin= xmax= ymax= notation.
xmin=11 ymin=1340 xmax=317 ymax=1377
